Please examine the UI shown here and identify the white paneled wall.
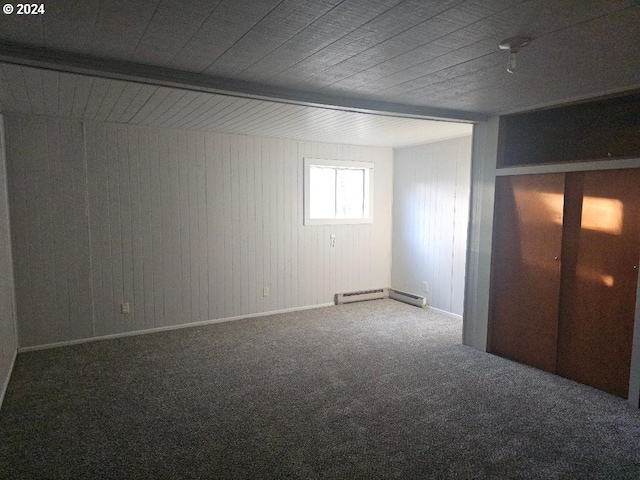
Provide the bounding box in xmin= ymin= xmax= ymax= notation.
xmin=0 ymin=114 xmax=18 ymax=401
xmin=391 ymin=136 xmax=472 ymax=316
xmin=5 ymin=115 xmax=93 ymax=347
xmin=5 ymin=114 xmax=392 ymax=348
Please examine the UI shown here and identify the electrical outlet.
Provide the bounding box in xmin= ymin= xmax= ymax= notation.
xmin=422 ymin=282 xmax=429 ymax=293
xmin=263 ymin=287 xmax=270 ymax=297
xmin=330 ymin=234 xmax=336 ymax=248
xmin=121 ymin=302 xmax=130 ymax=314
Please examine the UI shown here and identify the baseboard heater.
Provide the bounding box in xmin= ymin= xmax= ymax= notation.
xmin=335 ymin=288 xmax=389 ymax=305
xmin=389 ymin=289 xmax=427 ymax=308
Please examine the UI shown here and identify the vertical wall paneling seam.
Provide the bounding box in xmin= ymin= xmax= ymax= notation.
xmin=149 ymin=127 xmax=157 ymax=327
xmin=450 ymin=142 xmax=459 ymax=313
xmin=118 ymin=129 xmax=126 ymax=306
xmin=433 ymin=146 xmax=440 ymax=307
xmin=82 ymin=121 xmax=97 ymax=337
xmin=158 ymin=128 xmax=170 ymax=326
xmin=177 ymin=131 xmax=188 ymax=323
xmin=30 ymin=116 xmax=44 ymax=344
xmin=195 ymin=132 xmax=203 ymax=319
xmin=294 ymin=142 xmax=299 ymax=306
xmin=25 ymin=115 xmax=39 ymax=346
xmin=19 ymin=68 xmax=32 ymax=113
xmin=239 ymin=136 xmax=249 ymax=315
xmin=66 ymin=75 xmax=80 ymax=118
xmin=13 ymin=116 xmax=29 ymax=346
xmin=63 ymin=119 xmax=74 ymax=339
xmin=53 ymin=119 xmax=70 ymax=342
xmin=388 ymin=147 xmax=394 ymax=289
xmin=110 ymin=124 xmax=123 ymax=333
xmin=130 ymin=126 xmax=145 ymax=329
xmin=277 ymin=140 xmax=283 ymax=309
xmin=208 ymin=133 xmax=217 ymax=318
xmin=43 ymin=117 xmax=56 ymax=344
xmin=35 ymin=68 xmax=44 ymax=115
xmin=136 ymin=126 xmax=148 ymax=329
xmin=0 ymin=115 xmax=18 ymax=348
xmin=222 ymin=135 xmax=231 ymax=316
xmin=187 ymin=131 xmax=199 ymax=322
xmin=101 ymin=123 xmax=112 ymax=335
xmin=255 ymin=136 xmax=264 ymax=312
xmin=232 ymin=134 xmax=240 ymax=314
xmin=80 ymin=79 xmax=96 ymax=119
xmin=124 ymin=126 xmax=136 ymax=327
xmin=196 ymin=133 xmax=207 ymax=321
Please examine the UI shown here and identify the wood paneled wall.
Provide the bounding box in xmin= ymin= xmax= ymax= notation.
xmin=0 ymin=114 xmax=18 ymax=400
xmin=5 ymin=114 xmax=392 ymax=348
xmin=391 ymin=136 xmax=471 ymax=316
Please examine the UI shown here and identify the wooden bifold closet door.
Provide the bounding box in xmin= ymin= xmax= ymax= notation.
xmin=489 ymin=173 xmax=565 ymax=373
xmin=556 ymin=169 xmax=640 ymax=398
xmin=489 ymin=169 xmax=640 ymax=398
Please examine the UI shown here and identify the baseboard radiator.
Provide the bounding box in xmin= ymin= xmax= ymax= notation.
xmin=389 ymin=289 xmax=427 ymax=308
xmin=335 ymin=288 xmax=389 ymax=305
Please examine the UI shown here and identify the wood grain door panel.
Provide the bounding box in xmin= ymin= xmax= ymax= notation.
xmin=556 ymin=169 xmax=640 ymax=398
xmin=489 ymin=174 xmax=565 ymax=372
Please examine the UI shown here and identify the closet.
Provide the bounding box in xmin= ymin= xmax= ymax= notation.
xmin=488 ymin=92 xmax=640 ymax=399
xmin=489 ymin=169 xmax=640 ymax=397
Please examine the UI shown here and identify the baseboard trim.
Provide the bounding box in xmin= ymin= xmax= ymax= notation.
xmin=428 ymin=306 xmax=463 ymax=320
xmin=0 ymin=349 xmax=17 ymax=409
xmin=18 ymin=303 xmax=335 ymax=353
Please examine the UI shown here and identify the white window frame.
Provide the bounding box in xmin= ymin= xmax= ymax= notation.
xmin=303 ymin=157 xmax=374 ymax=226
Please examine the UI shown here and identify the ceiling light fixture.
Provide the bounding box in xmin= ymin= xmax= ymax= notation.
xmin=499 ymin=37 xmax=532 ymax=74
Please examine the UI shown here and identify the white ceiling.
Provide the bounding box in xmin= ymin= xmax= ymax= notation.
xmin=0 ymin=63 xmax=472 ymax=147
xmin=0 ymin=0 xmax=638 ymax=145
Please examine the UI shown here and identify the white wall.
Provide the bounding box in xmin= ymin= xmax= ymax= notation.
xmin=0 ymin=114 xmax=18 ymax=403
xmin=4 ymin=114 xmax=393 ymax=348
xmin=391 ymin=136 xmax=471 ymax=316
xmin=463 ymin=120 xmax=499 ymax=350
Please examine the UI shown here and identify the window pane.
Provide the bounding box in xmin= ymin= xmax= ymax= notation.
xmin=336 ymin=168 xmax=364 ymax=218
xmin=309 ymin=166 xmax=336 ymax=219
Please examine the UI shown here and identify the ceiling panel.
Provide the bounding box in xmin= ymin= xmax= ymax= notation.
xmin=0 ymin=64 xmax=472 ymax=147
xmin=167 ymin=0 xmax=286 ymax=72
xmin=43 ymin=0 xmax=100 ymax=52
xmin=204 ymin=0 xmax=345 ymax=77
xmin=87 ymin=1 xmax=160 ymax=61
xmin=0 ymin=0 xmax=638 ymax=118
xmin=238 ymin=0 xmax=407 ymax=83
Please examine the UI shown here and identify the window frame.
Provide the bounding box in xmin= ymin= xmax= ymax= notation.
xmin=303 ymin=157 xmax=374 ymax=226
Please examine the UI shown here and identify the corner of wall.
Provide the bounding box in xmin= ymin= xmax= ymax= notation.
xmin=391 ymin=135 xmax=473 ymax=317
xmin=0 ymin=113 xmax=20 ymax=408
xmin=462 ymin=118 xmax=499 ymax=352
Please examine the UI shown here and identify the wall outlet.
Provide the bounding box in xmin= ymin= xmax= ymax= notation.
xmin=330 ymin=234 xmax=336 ymax=248
xmin=422 ymin=282 xmax=429 ymax=293
xmin=121 ymin=302 xmax=130 ymax=314
xmin=263 ymin=287 xmax=270 ymax=297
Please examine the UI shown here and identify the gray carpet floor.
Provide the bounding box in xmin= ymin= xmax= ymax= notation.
xmin=1 ymin=299 xmax=640 ymax=479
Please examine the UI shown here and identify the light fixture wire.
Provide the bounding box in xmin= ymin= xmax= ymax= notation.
xmin=499 ymin=37 xmax=532 ymax=74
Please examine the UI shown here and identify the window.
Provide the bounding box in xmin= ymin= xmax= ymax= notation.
xmin=304 ymin=158 xmax=374 ymax=225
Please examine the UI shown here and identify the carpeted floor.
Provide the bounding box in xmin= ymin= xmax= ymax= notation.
xmin=1 ymin=299 xmax=640 ymax=479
